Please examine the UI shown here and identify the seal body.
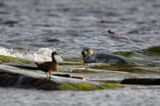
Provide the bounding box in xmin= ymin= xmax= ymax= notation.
xmin=81 ymin=48 xmax=127 ymax=64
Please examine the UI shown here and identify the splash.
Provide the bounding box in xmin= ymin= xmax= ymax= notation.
xmin=0 ymin=47 xmax=56 ymax=62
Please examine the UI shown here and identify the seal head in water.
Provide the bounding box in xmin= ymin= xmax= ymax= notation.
xmin=81 ymin=48 xmax=127 ymax=64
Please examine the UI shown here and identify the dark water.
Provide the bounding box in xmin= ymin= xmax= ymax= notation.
xmin=0 ymin=0 xmax=160 ymax=58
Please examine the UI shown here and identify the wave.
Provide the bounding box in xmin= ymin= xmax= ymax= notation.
xmin=0 ymin=47 xmax=55 ymax=62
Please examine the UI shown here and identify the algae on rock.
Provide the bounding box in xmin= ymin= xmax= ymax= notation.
xmin=0 ymin=55 xmax=32 ymax=63
xmin=58 ymin=82 xmax=124 ymax=91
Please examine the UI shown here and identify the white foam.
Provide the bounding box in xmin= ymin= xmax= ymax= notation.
xmin=54 ymin=55 xmax=63 ymax=62
xmin=0 ymin=47 xmax=58 ymax=62
xmin=0 ymin=47 xmax=13 ymax=56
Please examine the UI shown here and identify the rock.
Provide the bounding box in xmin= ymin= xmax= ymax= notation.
xmin=0 ymin=65 xmax=123 ymax=90
xmin=17 ymin=76 xmax=58 ymax=90
xmin=121 ymin=78 xmax=160 ymax=85
xmin=0 ymin=71 xmax=58 ymax=90
xmin=0 ymin=71 xmax=19 ymax=87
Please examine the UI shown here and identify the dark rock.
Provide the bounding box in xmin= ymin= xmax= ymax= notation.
xmin=0 ymin=70 xmax=58 ymax=90
xmin=0 ymin=72 xmax=19 ymax=87
xmin=16 ymin=76 xmax=58 ymax=90
xmin=36 ymin=79 xmax=58 ymax=90
xmin=121 ymin=78 xmax=160 ymax=85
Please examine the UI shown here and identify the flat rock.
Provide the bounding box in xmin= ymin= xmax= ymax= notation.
xmin=0 ymin=64 xmax=101 ymax=90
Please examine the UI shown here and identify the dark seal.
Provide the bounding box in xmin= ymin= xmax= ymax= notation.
xmin=81 ymin=48 xmax=127 ymax=64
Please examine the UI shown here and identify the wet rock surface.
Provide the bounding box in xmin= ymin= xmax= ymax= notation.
xmin=121 ymin=78 xmax=160 ymax=85
xmin=1 ymin=63 xmax=160 ymax=91
xmin=0 ymin=71 xmax=19 ymax=87
xmin=0 ymin=70 xmax=58 ymax=90
xmin=0 ymin=64 xmax=124 ymax=90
